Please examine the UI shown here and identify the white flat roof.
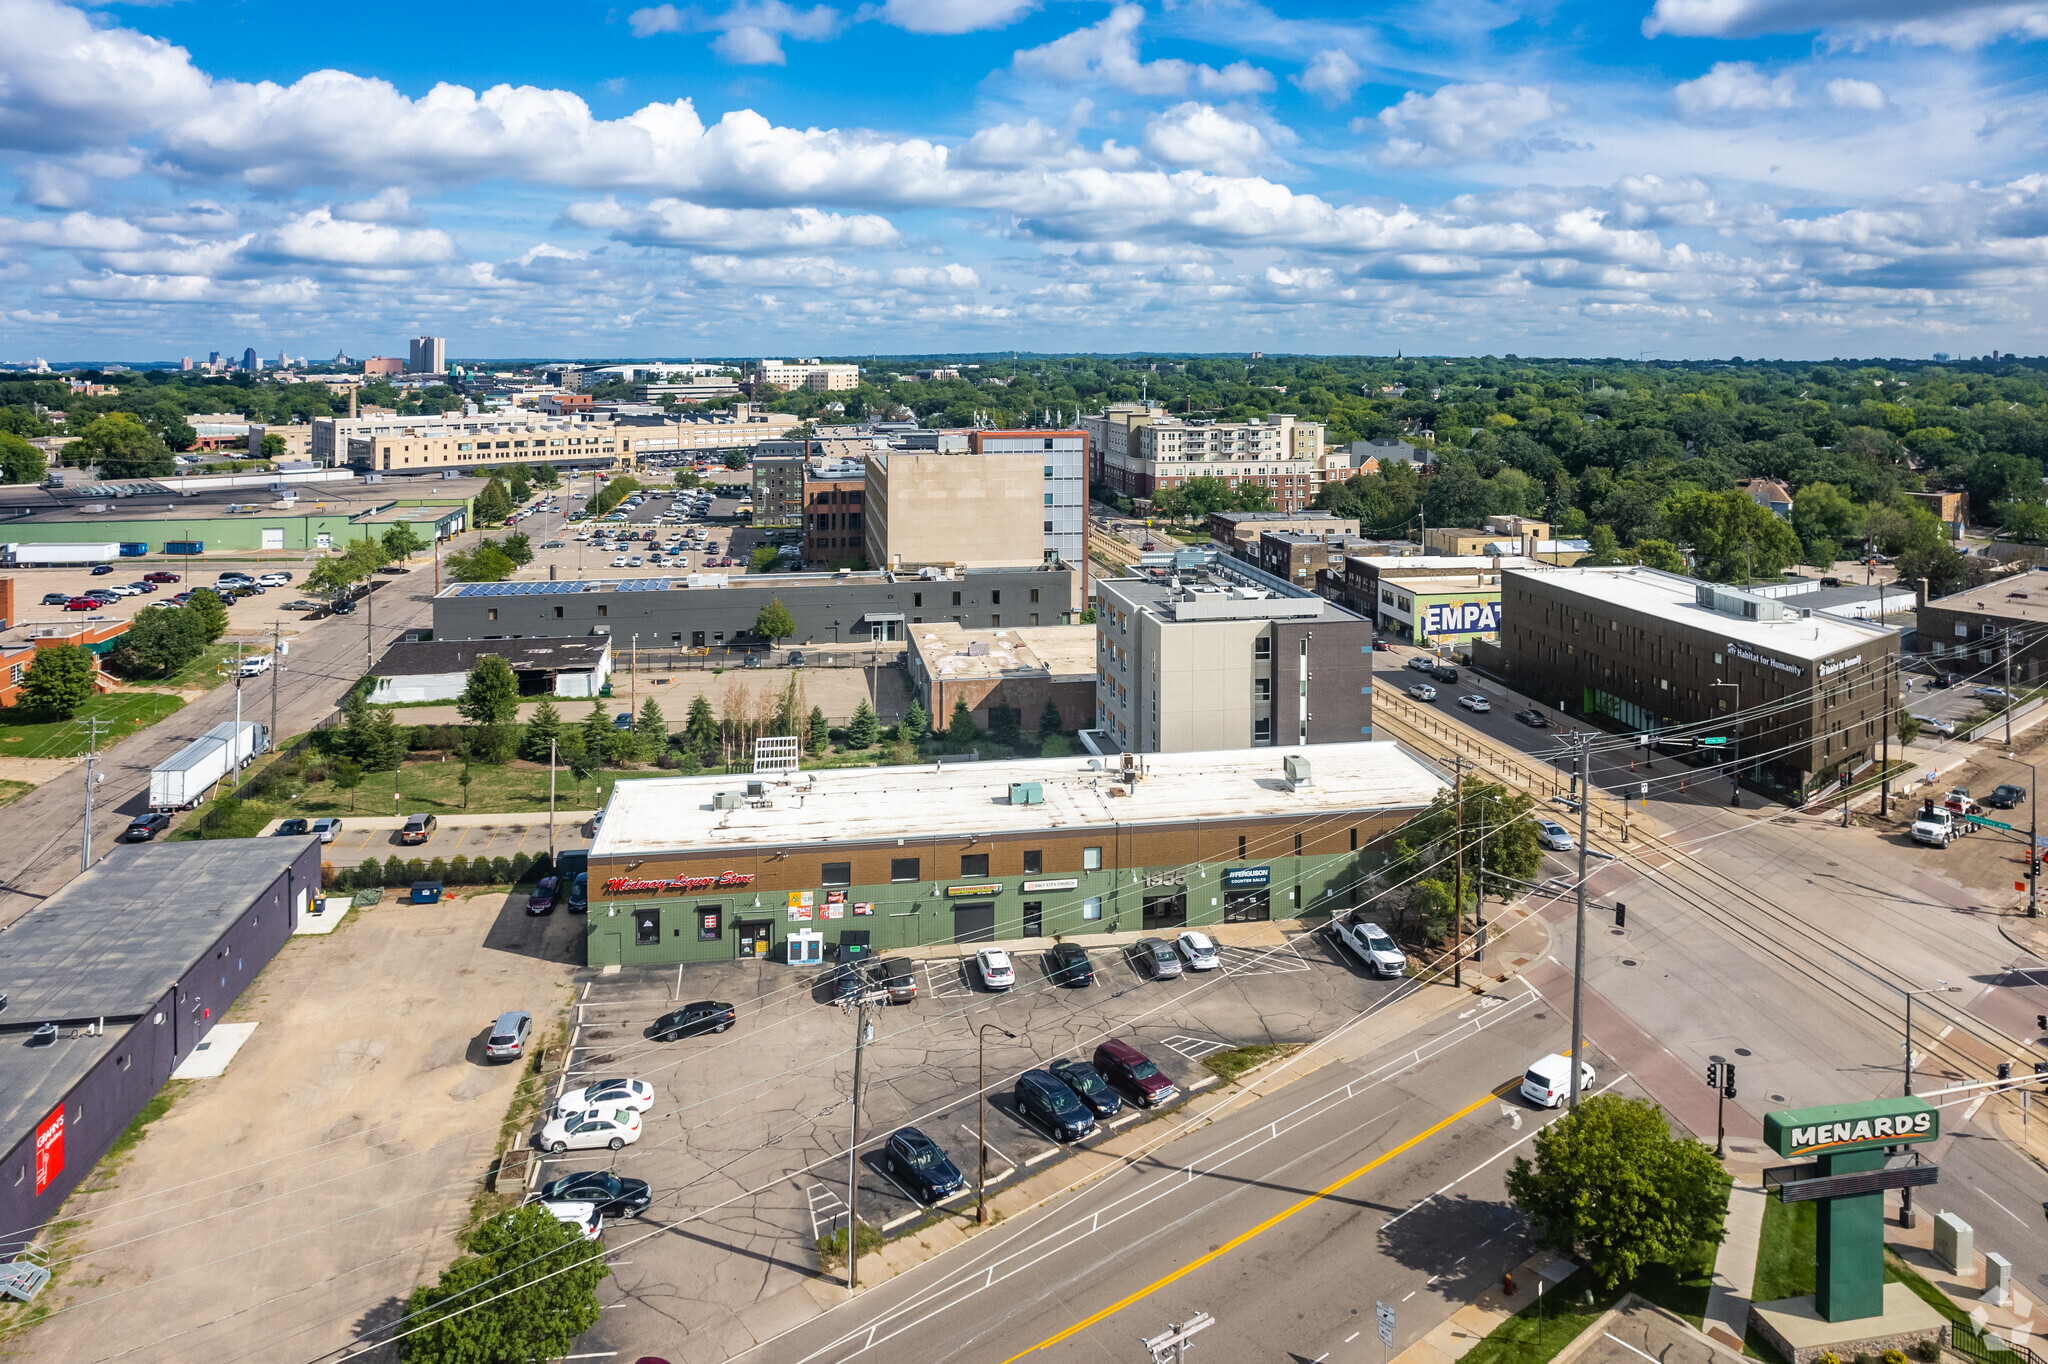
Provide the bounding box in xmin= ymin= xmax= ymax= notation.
xmin=1512 ymin=565 xmax=1895 ymax=660
xmin=591 ymin=742 xmax=1446 ymax=855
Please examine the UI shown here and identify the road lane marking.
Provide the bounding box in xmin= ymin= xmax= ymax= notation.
xmin=1346 ymin=1331 xmax=1360 ymax=1343
xmin=1974 ymin=1187 xmax=2025 ymax=1224
xmin=1605 ymin=1333 xmax=1660 ymax=1364
xmin=998 ymin=1088 xmax=1500 ymax=1362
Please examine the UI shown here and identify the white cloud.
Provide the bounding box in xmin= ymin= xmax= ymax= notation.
xmin=1294 ymin=50 xmax=1365 ymax=106
xmin=1143 ymin=103 xmax=1275 ymax=176
xmin=953 ymin=118 xmax=1141 ymax=169
xmin=1826 ymin=77 xmax=1888 ymax=109
xmin=249 ymin=208 xmax=458 ymax=268
xmin=1375 ymin=83 xmax=1559 ymax=166
xmin=628 ymin=1 xmax=840 ymax=64
xmin=333 ymin=188 xmax=429 ymax=225
xmin=1672 ymin=62 xmax=1799 ymax=116
xmin=1013 ymin=5 xmax=1273 ymax=97
xmin=563 ymin=197 xmax=901 ymax=250
xmin=1641 ymin=0 xmax=2048 ymax=45
xmin=889 ymin=262 xmax=980 ymax=289
xmin=877 ymin=0 xmax=1037 ymax=34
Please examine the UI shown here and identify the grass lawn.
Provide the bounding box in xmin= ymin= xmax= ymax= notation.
xmin=279 ymin=755 xmax=675 ymax=816
xmin=1751 ymin=1196 xmax=1816 ymax=1304
xmin=1203 ymin=1043 xmax=1299 ymax=1084
xmin=1464 ymin=1243 xmax=1724 ymax=1364
xmin=0 ymin=690 xmax=186 ymax=759
xmin=154 ymin=641 xmax=252 ymax=691
xmin=0 ymin=779 xmax=33 ymax=806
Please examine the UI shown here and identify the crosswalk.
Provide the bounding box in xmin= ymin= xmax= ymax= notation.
xmin=1155 ymin=1034 xmax=1232 ymax=1061
xmin=1216 ymin=941 xmax=1312 ymax=976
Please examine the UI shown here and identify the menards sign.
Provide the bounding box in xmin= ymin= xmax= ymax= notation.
xmin=1764 ymin=1096 xmax=1938 ymax=1159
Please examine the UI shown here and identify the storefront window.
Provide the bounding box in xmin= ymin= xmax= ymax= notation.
xmin=1081 ymin=897 xmax=1102 ymax=920
xmin=822 ymin=862 xmax=851 ymax=887
xmin=891 ymin=857 xmax=920 ymax=882
xmin=1083 ymin=847 xmax=1102 ymax=871
xmin=634 ymin=907 xmax=661 ymax=946
xmin=697 ymin=905 xmax=722 ymax=941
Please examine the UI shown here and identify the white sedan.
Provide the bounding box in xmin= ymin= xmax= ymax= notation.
xmin=1408 ymin=684 xmax=1438 ymax=702
xmin=535 ymin=1106 xmax=642 ymax=1154
xmin=974 ymin=948 xmax=1015 ymax=990
xmin=610 ymin=556 xmax=629 ymax=567
xmin=537 ymin=1199 xmax=603 ymax=1240
xmin=1536 ymin=819 xmax=1576 ymax=852
xmin=556 ymin=1077 xmax=655 ymax=1116
xmin=1175 ymin=930 xmax=1220 ymax=971
xmin=1457 ymin=694 xmax=1492 ymax=713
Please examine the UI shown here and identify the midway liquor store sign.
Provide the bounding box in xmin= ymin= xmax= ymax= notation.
xmin=604 ymin=871 xmax=757 ymax=895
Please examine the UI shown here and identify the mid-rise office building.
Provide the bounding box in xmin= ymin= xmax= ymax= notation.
xmin=1094 ymin=411 xmax=1326 ymax=512
xmin=755 ymin=359 xmax=860 ymax=391
xmin=364 ymin=356 xmax=403 ymax=377
xmin=802 ymin=458 xmax=867 ymax=567
xmin=311 ymin=404 xmax=797 ymax=472
xmin=407 ymin=336 xmax=446 ymax=374
xmin=1094 ymin=548 xmax=1375 ymax=753
xmin=1492 ymin=566 xmax=1899 ymax=797
xmin=968 ymin=429 xmax=1088 ymax=578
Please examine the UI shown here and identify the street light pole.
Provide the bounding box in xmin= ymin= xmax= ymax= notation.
xmin=976 ymin=1023 xmax=1017 ymax=1224
xmin=1569 ymin=735 xmax=1590 ymax=1110
xmin=1712 ymin=678 xmax=1740 ymax=806
xmin=1452 ymin=756 xmax=1465 ymax=989
xmin=1898 ymin=979 xmax=1961 ymax=1227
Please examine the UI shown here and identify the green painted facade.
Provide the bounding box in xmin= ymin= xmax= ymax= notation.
xmin=0 ymin=496 xmax=473 ymax=555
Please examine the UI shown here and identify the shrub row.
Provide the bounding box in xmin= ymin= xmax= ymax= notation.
xmin=322 ymin=850 xmax=552 ymax=892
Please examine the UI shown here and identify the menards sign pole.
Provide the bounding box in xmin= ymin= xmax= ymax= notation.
xmin=1762 ymin=1098 xmax=1941 ymax=1322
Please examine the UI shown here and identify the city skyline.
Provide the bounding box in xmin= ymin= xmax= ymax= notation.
xmin=1 ymin=0 xmax=2044 ymax=360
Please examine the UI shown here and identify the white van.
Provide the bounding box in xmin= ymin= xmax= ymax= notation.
xmin=236 ymin=655 xmax=273 ymax=678
xmin=1520 ymin=1053 xmax=1595 ymax=1108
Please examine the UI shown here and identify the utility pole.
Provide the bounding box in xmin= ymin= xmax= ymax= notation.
xmin=1474 ymin=788 xmax=1487 ymax=964
xmin=844 ymin=991 xmax=874 ymax=1291
xmin=1569 ymin=735 xmax=1590 ymax=1110
xmin=365 ymin=570 xmax=374 ymax=674
xmin=270 ymin=618 xmax=281 ymax=741
xmin=1880 ymin=648 xmax=1891 ymax=817
xmin=79 ymin=717 xmax=108 ymax=872
xmin=2005 ymin=634 xmax=2014 ymax=748
xmin=1452 ymin=756 xmax=1465 ymax=989
xmin=1141 ymin=1312 xmax=1216 ymax=1364
xmin=548 ymin=737 xmax=558 ymax=867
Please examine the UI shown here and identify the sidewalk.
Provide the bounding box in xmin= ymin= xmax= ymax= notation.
xmin=1396 ymin=1248 xmax=1579 ymax=1364
xmin=1701 ymin=1137 xmax=1775 ymax=1349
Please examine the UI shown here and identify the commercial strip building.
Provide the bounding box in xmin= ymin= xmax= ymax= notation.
xmin=1253 ymin=530 xmax=1381 ymax=591
xmin=430 ymin=564 xmax=1077 ymax=648
xmin=368 ymin=636 xmax=613 ymax=703
xmin=581 ymin=742 xmax=1443 ymax=966
xmin=1488 ymin=565 xmax=1900 ymax=796
xmin=906 ymin=621 xmax=1096 ymax=735
xmin=0 ymin=838 xmax=322 ymax=1255
xmin=1318 ymin=554 xmax=1539 ymax=643
xmin=1094 ymin=548 xmax=1375 ymax=754
xmin=1207 ymin=510 xmax=1361 ymax=553
xmin=1914 ymin=569 xmax=2048 ymax=684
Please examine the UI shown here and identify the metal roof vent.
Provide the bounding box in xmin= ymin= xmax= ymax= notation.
xmin=1283 ymin=754 xmax=1312 ymax=789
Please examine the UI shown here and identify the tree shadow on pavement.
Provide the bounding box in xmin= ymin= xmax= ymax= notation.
xmin=1376 ymin=1190 xmax=1528 ymax=1296
xmin=341 ymin=1292 xmax=408 ymax=1363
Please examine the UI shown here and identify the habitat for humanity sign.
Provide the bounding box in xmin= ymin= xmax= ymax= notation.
xmin=1764 ymin=1096 xmax=1938 ymax=1158
xmin=1422 ymin=600 xmax=1501 ymax=637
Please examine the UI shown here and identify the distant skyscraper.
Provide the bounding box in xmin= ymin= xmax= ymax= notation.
xmin=180 ymin=356 xmax=193 ymax=371
xmin=208 ymin=351 xmax=221 ymax=367
xmin=278 ymin=349 xmax=290 ymax=369
xmin=242 ymin=347 xmax=258 ymax=371
xmin=407 ymin=336 xmax=446 ymax=374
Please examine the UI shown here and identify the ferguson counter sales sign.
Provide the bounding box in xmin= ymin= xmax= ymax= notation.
xmin=35 ymin=1104 xmax=63 ymax=1194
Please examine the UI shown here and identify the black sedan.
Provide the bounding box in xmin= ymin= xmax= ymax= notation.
xmin=825 ymin=960 xmax=865 ymax=1006
xmin=122 ymin=812 xmax=172 ymax=842
xmin=1049 ymin=1058 xmax=1124 ymax=1119
xmin=1048 ymin=941 xmax=1096 ymax=987
xmin=538 ymin=1170 xmax=652 ymax=1217
xmin=882 ymin=1126 xmax=964 ymax=1203
xmin=650 ymin=1000 xmax=734 ymax=1039
xmin=274 ymin=818 xmax=310 ymax=836
xmin=1514 ymin=708 xmax=1550 ymax=727
xmin=1991 ymin=784 xmax=2029 ymax=809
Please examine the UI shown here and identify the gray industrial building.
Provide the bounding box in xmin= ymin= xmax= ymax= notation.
xmin=430 ymin=564 xmax=1078 ymax=648
xmin=0 ymin=838 xmax=322 ymax=1259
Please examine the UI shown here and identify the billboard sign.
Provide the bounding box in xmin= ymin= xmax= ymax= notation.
xmin=1420 ymin=599 xmax=1501 ymax=638
xmin=1765 ymin=1097 xmax=1938 ymax=1159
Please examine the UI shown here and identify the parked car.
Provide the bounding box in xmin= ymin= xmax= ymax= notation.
xmin=1013 ymin=1070 xmax=1097 ymax=1142
xmin=1991 ymin=784 xmax=2028 ymax=808
xmin=123 ymin=811 xmax=172 ymax=842
xmin=128 ymin=581 xmax=157 ymax=593
xmin=610 ymin=556 xmax=629 ymax=567
xmin=1049 ymin=1058 xmax=1124 ymax=1119
xmin=1408 ymin=684 xmax=1438 ymax=702
xmin=1916 ymin=714 xmax=1958 ymax=738
xmin=1521 ymin=1053 xmax=1596 ymax=1108
xmin=1093 ymin=1038 xmax=1177 ymax=1107
xmin=399 ymin=812 xmax=437 ymax=844
xmin=1372 ymin=638 xmax=1392 ymax=651
xmin=537 ymin=1170 xmax=652 ymax=1217
xmin=1431 ymin=664 xmax=1460 ymax=683
xmin=1335 ymin=917 xmax=1407 ymax=977
xmin=1932 ymin=672 xmax=1958 ymax=688
xmin=236 ymin=655 xmax=272 ymax=677
xmin=331 ymin=598 xmax=357 ymax=615
xmin=568 ymin=871 xmax=588 ymax=913
xmin=40 ymin=592 xmax=69 ymax=605
xmin=310 ymin=817 xmax=342 ymax=843
xmin=1175 ymin=930 xmax=1220 ymax=971
xmin=535 ymin=1106 xmax=641 ymax=1154
xmin=1134 ymin=936 xmax=1182 ymax=980
xmin=533 ymin=1199 xmax=603 ymax=1240
xmin=1976 ymin=686 xmax=2011 ymax=701
xmin=555 ymin=1077 xmax=655 ymax=1116
xmin=257 ymin=572 xmax=292 ymax=586
xmin=91 ymin=564 xmax=114 ymax=575
xmin=869 ymin=958 xmax=918 ymax=1004
xmin=974 ymin=947 xmax=1016 ymax=990
xmin=882 ymin=1127 xmax=965 ymax=1202
xmin=274 ymin=818 xmax=310 ymax=836
xmin=1515 ymin=708 xmax=1550 ymax=727
xmin=650 ymin=1000 xmax=734 ymax=1039
xmin=1048 ymin=941 xmax=1096 ymax=987
xmin=1406 ymin=656 xmax=1435 ymax=673
xmin=62 ymin=597 xmax=97 ymax=611
xmin=825 ymin=959 xmax=866 ymax=1006
xmin=526 ymin=876 xmax=558 ymax=915
xmin=142 ymin=571 xmax=180 ymax=583
xmin=1536 ymin=819 xmax=1576 ymax=852
xmin=484 ymin=1010 xmax=533 ymax=1061
xmin=542 ymin=540 xmax=565 ymax=549
xmin=1457 ymin=694 xmax=1491 ymax=712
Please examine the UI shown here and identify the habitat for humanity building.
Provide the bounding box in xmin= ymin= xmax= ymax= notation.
xmin=0 ymin=839 xmax=322 ymax=1258
xmin=581 ymin=743 xmax=1443 ymax=967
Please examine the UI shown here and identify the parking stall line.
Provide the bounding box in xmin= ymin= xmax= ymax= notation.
xmin=959 ymin=1125 xmax=1013 ymax=1171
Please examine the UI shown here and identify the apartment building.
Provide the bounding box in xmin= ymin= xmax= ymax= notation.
xmin=967 ymin=429 xmax=1089 ymax=580
xmin=312 ymin=404 xmax=797 ymax=472
xmin=1079 ymin=402 xmax=1161 ymax=485
xmin=755 ymin=359 xmax=861 ymax=391
xmin=803 ymin=458 xmax=866 ymax=567
xmin=1209 ymin=510 xmax=1361 ymax=554
xmin=1095 ymin=412 xmax=1327 ymax=513
xmin=407 ymin=336 xmax=446 ymax=374
xmin=1094 ymin=548 xmax=1374 ymax=754
xmin=635 ymin=379 xmax=741 ymax=403
xmin=1494 ymin=566 xmax=1899 ymax=797
xmin=1915 ymin=569 xmax=2048 ymax=683
xmin=751 ymin=451 xmax=807 ymax=527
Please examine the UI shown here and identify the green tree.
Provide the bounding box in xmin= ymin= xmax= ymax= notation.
xmin=1037 ymin=699 xmax=1063 ymax=739
xmin=330 ymin=756 xmax=364 ymax=811
xmin=458 ymin=763 xmax=473 ymax=808
xmin=1660 ymin=489 xmax=1801 ymax=583
xmin=1997 ymin=500 xmax=2048 ymax=545
xmin=684 ymin=693 xmax=718 ymax=757
xmin=636 ymin=697 xmax=667 ymax=754
xmin=521 ymin=698 xmax=564 ymax=763
xmin=473 ymin=477 xmax=513 ymax=526
xmin=903 ymin=697 xmax=929 ymax=741
xmin=1505 ymin=1094 xmax=1728 ymax=1288
xmin=499 ymin=531 xmax=534 ymax=567
xmin=381 ymin=522 xmax=429 ymax=559
xmin=20 ymin=643 xmax=96 ymax=717
xmin=397 ymin=1203 xmax=608 ymax=1364
xmin=446 ymin=542 xmax=515 ymax=582
xmin=66 ymin=412 xmax=173 ymax=479
xmin=456 ymin=655 xmax=520 ymax=726
xmin=582 ymin=699 xmax=612 ymax=762
xmin=1792 ymin=482 xmax=1862 ymax=561
xmin=1583 ymin=524 xmax=1623 ymax=566
xmin=946 ymin=696 xmax=977 ymax=748
xmin=847 ymin=699 xmax=880 ymax=750
xmin=988 ymin=704 xmax=1022 ymax=747
xmin=260 ymin=432 xmax=287 ymax=458
xmin=1897 ymin=708 xmax=1922 ymax=746
xmin=807 ymin=704 xmax=828 ymax=755
xmin=755 ymin=597 xmax=797 ymax=645
xmin=109 ymin=602 xmax=206 ymax=677
xmin=1232 ymin=481 xmax=1276 ymax=513
xmin=186 ymin=586 xmax=229 ymax=641
xmin=0 ymin=430 xmax=47 ymax=484
xmin=1629 ymin=538 xmax=1689 ymax=574
xmin=508 ymin=469 xmax=532 ymax=503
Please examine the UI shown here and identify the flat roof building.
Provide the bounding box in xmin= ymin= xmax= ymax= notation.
xmin=1915 ymin=568 xmax=2048 ymax=684
xmin=906 ymin=621 xmax=1096 ymax=737
xmin=802 ymin=458 xmax=867 ymax=569
xmin=580 ymin=742 xmax=1443 ymax=966
xmin=0 ymin=838 xmax=321 ymax=1258
xmin=1491 ymin=566 xmax=1900 ymax=797
xmin=1207 ymin=510 xmax=1361 ymax=552
xmin=370 ymin=636 xmax=613 ymax=704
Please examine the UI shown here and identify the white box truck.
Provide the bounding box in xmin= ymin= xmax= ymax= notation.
xmin=149 ymin=721 xmax=271 ymax=811
xmin=2 ymin=542 xmax=121 ymax=567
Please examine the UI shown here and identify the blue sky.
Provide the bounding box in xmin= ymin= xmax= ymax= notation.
xmin=1 ymin=0 xmax=2044 ymax=361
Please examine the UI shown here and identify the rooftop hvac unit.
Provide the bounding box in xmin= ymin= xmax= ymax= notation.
xmin=1009 ymin=781 xmax=1044 ymax=806
xmin=439 ymin=469 xmax=460 ymax=479
xmin=1283 ymin=754 xmax=1312 ymax=788
xmin=746 ymin=779 xmax=767 ymax=798
xmin=713 ymin=791 xmax=744 ymax=810
xmin=361 ymin=473 xmax=384 ymax=483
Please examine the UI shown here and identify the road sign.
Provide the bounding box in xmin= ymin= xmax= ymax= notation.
xmin=1966 ymin=814 xmax=2015 ymax=830
xmin=1377 ymin=1301 xmax=1395 ymax=1347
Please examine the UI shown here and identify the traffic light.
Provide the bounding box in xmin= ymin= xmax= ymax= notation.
xmin=2038 ymin=1014 xmax=2046 ymax=1033
xmin=1615 ymin=902 xmax=1627 ymax=929
xmin=2000 ymin=1062 xmax=2014 ymax=1082
xmin=1723 ymin=1064 xmax=1737 ymax=1099
xmin=1706 ymin=1061 xmax=1722 ymax=1088
xmin=2035 ymin=1060 xmax=2048 ymax=1090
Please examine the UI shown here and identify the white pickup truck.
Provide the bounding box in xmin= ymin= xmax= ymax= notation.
xmin=1912 ymin=803 xmax=1959 ymax=847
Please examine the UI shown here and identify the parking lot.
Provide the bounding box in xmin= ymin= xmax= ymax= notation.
xmin=6 ymin=558 xmax=332 ymax=643
xmin=512 ymin=471 xmax=778 ymax=587
xmin=549 ymin=923 xmax=1422 ymax=1360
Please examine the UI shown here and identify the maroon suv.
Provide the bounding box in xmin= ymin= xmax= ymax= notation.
xmin=1092 ymin=1038 xmax=1177 ymax=1108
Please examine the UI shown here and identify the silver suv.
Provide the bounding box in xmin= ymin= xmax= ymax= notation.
xmin=485 ymin=1010 xmax=533 ymax=1062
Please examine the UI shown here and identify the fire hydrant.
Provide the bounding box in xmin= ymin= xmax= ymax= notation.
xmin=1504 ymin=1270 xmax=1517 ymax=1297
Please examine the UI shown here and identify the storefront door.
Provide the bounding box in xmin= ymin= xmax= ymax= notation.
xmin=1141 ymin=892 xmax=1186 ymax=931
xmin=1223 ymin=889 xmax=1271 ymax=923
xmin=734 ymin=920 xmax=773 ymax=958
xmin=1022 ymin=901 xmax=1043 ymax=939
xmin=952 ymin=904 xmax=996 ymax=944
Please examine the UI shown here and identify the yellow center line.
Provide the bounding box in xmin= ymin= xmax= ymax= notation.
xmin=1000 ymin=1086 xmax=1504 ymax=1363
